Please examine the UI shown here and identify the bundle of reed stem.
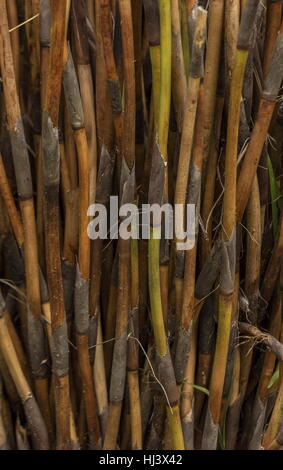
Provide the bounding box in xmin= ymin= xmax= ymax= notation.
xmin=0 ymin=0 xmax=283 ymax=451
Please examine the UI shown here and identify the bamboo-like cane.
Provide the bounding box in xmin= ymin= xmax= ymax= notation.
xmin=90 ymin=152 xmax=114 ymax=436
xmin=243 ymin=176 xmax=261 ymax=317
xmin=157 ymin=0 xmax=172 ymax=325
xmin=25 ymin=0 xmax=41 ymax=139
xmin=225 ymin=177 xmax=262 ymax=450
xmin=180 ymin=317 xmax=198 ymax=449
xmin=194 ymin=80 xmax=224 ymax=424
xmin=147 ymin=0 xmax=184 ymax=450
xmin=63 ymin=44 xmax=101 ymax=449
xmin=262 ymin=198 xmax=283 ymax=449
xmin=143 ymin=0 xmax=161 ymax=124
xmin=247 ymin=291 xmax=281 ymax=449
xmin=42 ymin=0 xmax=71 ymax=450
xmin=202 ymin=0 xmax=225 ymax=171
xmin=100 ymin=0 xmax=137 ymax=449
xmin=119 ymin=0 xmax=142 ymax=450
xmin=0 ymin=347 xmax=19 ymax=410
xmin=103 ymin=235 xmax=131 ymax=450
xmin=200 ymin=74 xmax=225 ymax=264
xmin=6 ymin=0 xmax=21 ymax=94
xmin=0 ymin=151 xmax=56 ymax=440
xmin=103 ymin=259 xmax=118 ymax=384
xmin=181 ymin=0 xmax=193 ymax=77
xmin=127 ymin=233 xmax=142 ymax=449
xmin=140 ymin=6 xmax=161 ymax=398
xmin=263 ymin=0 xmax=283 ymax=77
xmin=99 ymin=0 xmax=125 ymax=450
xmin=93 ymin=313 xmax=109 ymax=438
xmin=225 ymin=0 xmax=240 ymax=94
xmin=260 ymin=214 xmax=283 ymax=311
xmin=37 ymin=0 xmax=52 ymax=267
xmin=132 ymin=0 xmax=145 ymax=190
xmin=0 ymin=290 xmax=49 ymax=449
xmin=100 ymin=0 xmax=124 ymax=158
xmin=0 ymin=0 xmax=51 ymax=434
xmin=178 ymin=82 xmax=206 ymax=450
xmin=202 ymin=0 xmax=259 ymax=450
xmin=174 ymin=9 xmax=207 ymax=391
xmin=0 ymin=155 xmax=24 ymax=248
xmin=71 ymin=0 xmax=97 ymax=207
xmin=0 ymin=153 xmax=56 ymax=433
xmin=3 ymin=293 xmax=33 ymax=385
xmin=129 ymin=4 xmax=143 ymax=447
xmin=237 ymin=21 xmax=283 ymax=223
xmin=261 ymin=331 xmax=283 ymax=447
xmin=0 ymin=376 xmax=11 ymax=450
xmin=175 ymin=6 xmax=207 ymax=319
xmin=171 ymin=0 xmax=187 ymax=132
xmin=94 ymin=0 xmax=113 ymax=157
xmin=119 ymin=0 xmax=139 ymax=448
xmin=90 ymin=0 xmax=114 ymax=346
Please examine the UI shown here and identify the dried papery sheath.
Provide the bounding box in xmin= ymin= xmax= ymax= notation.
xmin=202 ymin=407 xmax=219 ymax=450
xmin=148 ymin=141 xmax=165 ymax=208
xmin=95 ymin=145 xmax=115 ymax=205
xmin=120 ymin=160 xmax=135 ymax=207
xmin=237 ymin=0 xmax=259 ymax=50
xmin=143 ymin=0 xmax=160 ymax=47
xmin=195 ymin=241 xmax=222 ymax=299
xmin=9 ymin=119 xmax=33 ymax=201
xmin=62 ymin=261 xmax=76 ymax=325
xmin=63 ymin=45 xmax=85 ymax=130
xmin=109 ymin=332 xmax=128 ymax=403
xmin=50 ymin=322 xmax=69 ymax=378
xmin=75 ymin=267 xmax=90 ymax=336
xmin=263 ymin=32 xmax=283 ymax=99
xmin=248 ymin=396 xmax=266 ymax=450
xmin=40 ymin=0 xmax=51 ymax=47
xmin=27 ymin=313 xmax=47 ymax=379
xmin=42 ymin=112 xmax=60 ymax=187
xmin=190 ymin=7 xmax=206 ymax=79
xmin=174 ymin=324 xmax=193 ymax=384
xmin=220 ymin=228 xmax=236 ymax=296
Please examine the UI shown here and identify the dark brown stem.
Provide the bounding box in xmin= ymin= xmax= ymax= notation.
xmin=42 ymin=0 xmax=71 ymax=450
